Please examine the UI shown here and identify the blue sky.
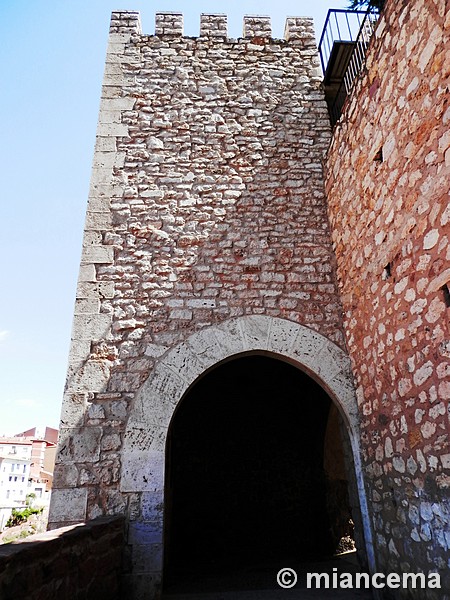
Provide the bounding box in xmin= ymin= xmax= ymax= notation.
xmin=0 ymin=0 xmax=348 ymax=435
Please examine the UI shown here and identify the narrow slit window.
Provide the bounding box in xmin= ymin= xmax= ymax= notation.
xmin=382 ymin=263 xmax=392 ymax=280
xmin=374 ymin=146 xmax=383 ymax=162
xmin=442 ymin=283 xmax=450 ymax=308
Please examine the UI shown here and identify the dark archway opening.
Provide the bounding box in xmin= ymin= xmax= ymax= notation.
xmin=163 ymin=355 xmax=355 ymax=592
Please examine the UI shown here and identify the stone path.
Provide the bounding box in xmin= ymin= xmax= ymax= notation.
xmin=163 ymin=553 xmax=374 ymax=600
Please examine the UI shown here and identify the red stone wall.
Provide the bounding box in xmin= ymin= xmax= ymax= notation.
xmin=0 ymin=516 xmax=124 ymax=599
xmin=326 ymin=0 xmax=450 ymax=591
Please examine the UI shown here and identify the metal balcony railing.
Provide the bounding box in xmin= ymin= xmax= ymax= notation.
xmin=318 ymin=8 xmax=379 ymax=126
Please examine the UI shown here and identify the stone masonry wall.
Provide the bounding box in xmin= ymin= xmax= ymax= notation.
xmin=0 ymin=517 xmax=124 ymax=600
xmin=326 ymin=0 xmax=450 ymax=596
xmin=50 ymin=10 xmax=345 ymax=536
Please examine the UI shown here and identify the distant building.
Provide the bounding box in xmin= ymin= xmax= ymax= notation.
xmin=14 ymin=427 xmax=58 ymax=494
xmin=0 ymin=428 xmax=59 ymax=530
xmin=15 ymin=426 xmax=58 ymax=445
xmin=0 ymin=438 xmax=32 ymax=530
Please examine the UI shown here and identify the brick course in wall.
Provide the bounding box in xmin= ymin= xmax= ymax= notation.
xmin=326 ymin=0 xmax=450 ymax=595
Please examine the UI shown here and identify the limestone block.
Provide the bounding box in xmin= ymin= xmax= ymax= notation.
xmin=95 ymin=136 xmax=116 ymax=152
xmin=100 ymin=97 xmax=136 ymax=112
xmin=120 ymin=450 xmax=164 ymax=492
xmin=144 ymin=343 xmax=168 ymax=358
xmin=106 ymin=40 xmax=126 ymax=57
xmin=101 ymin=74 xmax=127 ymax=87
xmin=123 ymin=421 xmax=158 ymax=451
xmin=57 ymin=427 xmax=102 ymax=462
xmin=74 ymin=299 xmax=100 ymax=314
xmin=108 ymin=32 xmax=133 ymax=46
xmin=59 ymin=392 xmax=89 ymax=428
xmin=214 ymin=318 xmax=246 ymax=356
xmin=240 ymin=314 xmax=271 ymax=350
xmin=269 ymin=318 xmax=303 ymax=355
xmin=92 ymin=151 xmax=120 ymax=170
xmin=78 ymin=264 xmax=96 ymax=282
xmin=132 ymin=543 xmax=163 ymax=573
xmin=81 ymin=245 xmax=114 ymax=264
xmin=329 ymin=369 xmax=360 ymax=427
xmin=141 ymin=490 xmax=164 ymax=521
xmin=315 ymin=340 xmax=351 ymax=383
xmin=72 ymin=314 xmax=112 ymax=340
xmin=98 ymin=111 xmax=122 ymax=125
xmin=53 ymin=462 xmax=79 ymax=488
xmin=49 ymin=488 xmax=87 ymax=522
xmin=89 ymin=165 xmax=115 ymax=185
xmin=96 ymin=123 xmax=129 ymax=137
xmin=128 ymin=520 xmax=163 ymax=546
xmin=68 ymin=340 xmax=91 ymax=367
xmin=76 ymin=281 xmax=115 ymax=299
xmin=103 ymin=63 xmax=125 ymax=77
xmin=185 ymin=298 xmax=216 ymax=309
xmin=67 ymin=359 xmax=111 ymax=393
xmin=162 ymin=342 xmax=206 ymax=384
xmin=145 ymin=364 xmax=188 ymax=406
xmin=290 ymin=326 xmax=327 ymax=366
xmin=187 ymin=327 xmax=228 ymax=368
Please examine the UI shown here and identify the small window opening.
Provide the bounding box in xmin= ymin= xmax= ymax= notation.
xmin=442 ymin=283 xmax=450 ymax=308
xmin=382 ymin=263 xmax=392 ymax=280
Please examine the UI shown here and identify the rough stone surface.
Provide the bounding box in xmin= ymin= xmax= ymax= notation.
xmin=326 ymin=0 xmax=450 ymax=595
xmin=49 ymin=2 xmax=450 ymax=599
xmin=0 ymin=517 xmax=124 ymax=600
xmin=48 ymin=11 xmax=351 ymax=599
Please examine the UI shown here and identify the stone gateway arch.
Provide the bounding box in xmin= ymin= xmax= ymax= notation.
xmin=120 ymin=316 xmax=375 ymax=591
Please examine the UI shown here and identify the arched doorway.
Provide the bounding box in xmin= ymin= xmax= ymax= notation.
xmin=120 ymin=316 xmax=375 ymax=597
xmin=163 ymin=354 xmax=356 ymax=590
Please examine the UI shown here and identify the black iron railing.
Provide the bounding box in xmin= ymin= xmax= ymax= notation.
xmin=318 ymin=8 xmax=379 ymax=125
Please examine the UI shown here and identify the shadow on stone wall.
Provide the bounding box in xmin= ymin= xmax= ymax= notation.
xmin=0 ymin=516 xmax=124 ymax=600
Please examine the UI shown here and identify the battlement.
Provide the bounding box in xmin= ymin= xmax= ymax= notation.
xmin=109 ymin=10 xmax=315 ymax=42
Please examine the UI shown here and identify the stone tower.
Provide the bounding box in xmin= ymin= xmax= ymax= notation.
xmin=49 ymin=11 xmax=370 ymax=597
xmin=49 ymin=3 xmax=450 ymax=599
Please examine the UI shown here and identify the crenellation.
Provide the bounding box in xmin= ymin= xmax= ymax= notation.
xmin=284 ymin=16 xmax=316 ymax=44
xmin=109 ymin=11 xmax=142 ymax=35
xmin=155 ymin=12 xmax=183 ymax=37
xmin=242 ymin=15 xmax=272 ymax=38
xmin=200 ymin=13 xmax=228 ymax=38
xmin=108 ymin=10 xmax=320 ymax=42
